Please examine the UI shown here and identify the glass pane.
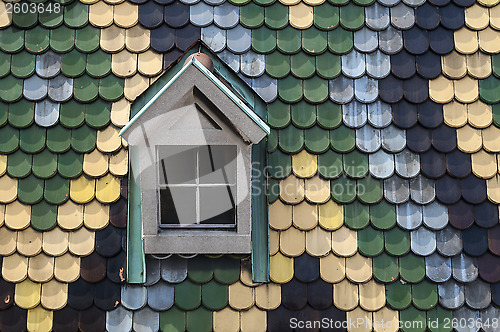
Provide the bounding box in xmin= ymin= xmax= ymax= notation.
xmin=158 ymin=146 xmax=196 ymax=185
xmin=160 ymin=187 xmax=196 ymax=225
xmin=199 ymin=145 xmax=237 ymax=184
xmin=199 ymin=186 xmax=236 ymax=225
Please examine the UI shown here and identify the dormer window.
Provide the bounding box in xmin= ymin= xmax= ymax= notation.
xmin=120 ymin=51 xmax=269 ymax=256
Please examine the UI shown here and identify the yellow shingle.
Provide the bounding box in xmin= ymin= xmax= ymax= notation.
xmin=5 ymin=200 xmax=30 ymax=230
xmin=334 ymin=279 xmax=358 ymax=311
xmin=454 ymin=28 xmax=478 ymax=55
xmin=320 ymin=253 xmax=345 ymax=283
xmin=279 ymin=226 xmax=305 ymax=257
xmin=240 ymin=307 xmax=267 ymax=332
xmin=467 ymin=52 xmax=492 ymax=79
xmin=0 ymin=175 xmax=17 ymax=203
xmin=269 ymin=252 xmax=294 ymax=283
xmin=468 ymin=100 xmax=492 ymax=128
xmin=0 ymin=226 xmax=16 ymax=256
xmin=487 ymin=175 xmax=500 ymax=203
xmin=240 ymin=260 xmax=259 ymax=287
xmin=228 ymin=281 xmax=254 ymax=310
xmin=96 ymin=173 xmax=121 ymax=203
xmin=89 ymin=1 xmax=113 ymax=28
xmin=42 ymin=227 xmax=69 ymax=257
xmin=255 ymin=283 xmax=281 ymax=310
xmin=479 ymin=27 xmax=500 ymax=54
xmin=138 ymin=50 xmax=164 ymax=77
xmin=2 ymin=252 xmax=28 ymax=283
xmin=331 ymin=226 xmax=357 ymax=257
xmin=346 ymin=252 xmax=372 ymax=283
xmin=0 ymin=154 xmax=6 ymax=176
xmin=465 ymin=4 xmax=490 ymax=30
xmin=373 ymin=307 xmax=399 ymax=332
xmin=318 ymin=199 xmax=343 ymax=230
xmin=359 ymin=279 xmax=385 ymax=311
xmin=18 ymin=227 xmax=43 ymax=257
xmin=442 ymin=51 xmax=466 ymax=79
xmin=490 ymin=5 xmax=500 ymax=30
xmin=269 ymin=200 xmax=292 ymax=230
xmin=109 ymin=147 xmax=128 ymax=176
xmin=125 ymin=25 xmax=151 ymax=53
xmin=456 ymin=124 xmax=482 ymax=153
xmin=41 ymin=279 xmax=67 ymax=310
xmin=482 ymin=125 xmax=500 ymax=152
xmin=478 ymin=0 xmax=500 ymax=7
xmin=114 ymin=2 xmax=139 ymax=28
xmin=303 ymin=0 xmax=326 ymax=5
xmin=346 ymin=307 xmax=372 ymax=332
xmin=112 ymin=50 xmax=138 ymax=78
xmin=428 ymin=75 xmax=454 ymax=104
xmin=57 ymin=200 xmax=84 ymax=230
xmin=83 ymin=200 xmax=110 ymax=230
xmin=27 ymin=305 xmax=53 ymax=332
xmin=124 ymin=73 xmax=150 ymax=101
xmin=279 ymin=0 xmax=301 ymax=5
xmin=15 ymin=279 xmax=41 ymax=309
xmin=305 ymin=226 xmax=331 ymax=257
xmin=100 ymin=25 xmax=126 ymax=53
xmin=68 ymin=227 xmax=95 ymax=256
xmin=269 ymin=229 xmax=279 ymax=255
xmin=279 ymin=175 xmax=305 ymax=204
xmin=83 ymin=149 xmax=109 ymax=177
xmin=454 ymin=76 xmax=478 ymax=104
xmin=54 ymin=254 xmax=80 ymax=283
xmin=292 ymin=201 xmax=318 ymax=230
xmin=472 ymin=150 xmax=498 ymax=179
xmin=213 ymin=307 xmax=239 ymax=332
xmin=28 ymin=254 xmax=54 ymax=283
xmin=0 ymin=2 xmax=12 ymax=28
xmin=111 ymin=98 xmax=131 ymax=127
xmin=443 ymin=101 xmax=467 ymax=128
xmin=289 ymin=3 xmax=314 ymax=30
xmin=305 ymin=175 xmax=330 ymax=203
xmin=292 ymin=149 xmax=317 ymax=178
xmin=97 ymin=126 xmax=122 ymax=153
xmin=70 ymin=176 xmax=96 ymax=204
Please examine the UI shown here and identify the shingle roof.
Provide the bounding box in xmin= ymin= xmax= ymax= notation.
xmin=0 ymin=0 xmax=500 ymax=331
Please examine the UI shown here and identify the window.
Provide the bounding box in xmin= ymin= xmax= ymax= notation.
xmin=158 ymin=145 xmax=237 ymax=228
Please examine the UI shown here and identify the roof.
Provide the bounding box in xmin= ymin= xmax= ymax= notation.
xmin=0 ymin=0 xmax=499 ymax=331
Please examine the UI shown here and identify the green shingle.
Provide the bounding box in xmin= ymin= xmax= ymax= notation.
xmin=303 ymin=75 xmax=328 ymax=104
xmin=11 ymin=52 xmax=35 ymax=79
xmin=253 ymin=27 xmax=277 ymax=56
xmin=46 ymin=125 xmax=71 ymax=153
xmin=291 ymin=100 xmax=316 ymax=129
xmin=330 ymin=125 xmax=354 ymax=152
xmin=316 ymin=101 xmax=341 ymax=129
xmin=175 ymin=280 xmax=202 ymax=310
xmin=304 ymin=125 xmax=329 ymax=154
xmin=201 ymin=280 xmax=228 ymax=310
xmin=316 ymin=51 xmax=341 ymax=79
xmin=31 ymin=201 xmax=57 ymax=231
xmin=0 ymin=53 xmax=10 ymax=78
xmin=58 ymin=149 xmax=83 ymax=178
xmin=370 ymin=200 xmax=396 ymax=230
xmin=268 ymin=128 xmax=279 ymax=152
xmin=60 ymin=100 xmax=85 ymax=128
xmin=314 ymin=3 xmax=339 ymax=31
xmin=86 ymin=49 xmax=112 ymax=78
xmin=32 ymin=149 xmax=57 ymax=179
xmin=7 ymin=149 xmax=32 ymax=178
xmin=44 ymin=174 xmax=69 ymax=205
xmin=291 ymin=52 xmax=315 ymax=79
xmin=278 ymin=125 xmax=304 ymax=154
xmin=25 ymin=26 xmax=50 ymax=54
xmin=264 ymin=2 xmax=288 ymax=30
xmin=277 ymin=26 xmax=301 ymax=54
xmin=357 ymin=226 xmax=383 ymax=256
xmin=412 ymin=280 xmax=438 ymax=310
xmin=479 ymin=76 xmax=500 ymax=104
xmin=0 ymin=126 xmax=20 ymax=154
xmin=240 ymin=2 xmax=265 ymax=28
xmin=62 ymin=49 xmax=86 ymax=77
xmin=426 ymin=306 xmax=453 ymax=332
xmin=328 ymin=0 xmax=349 ymax=5
xmin=188 ymin=256 xmax=214 ymax=284
xmin=267 ymin=149 xmax=292 ymax=179
xmin=384 ymin=227 xmax=410 ymax=256
xmin=99 ymin=75 xmax=124 ymax=102
xmin=0 ymin=102 xmax=8 ymax=127
xmin=353 ymin=0 xmax=375 ymax=6
xmin=400 ymin=306 xmax=426 ymax=332
xmin=64 ymin=1 xmax=89 ymax=29
xmin=71 ymin=125 xmax=96 ymax=153
xmin=213 ymin=257 xmax=240 ymax=285
xmin=339 ymin=3 xmax=365 ymax=31
xmin=0 ymin=75 xmax=23 ymax=103
xmin=302 ymin=27 xmax=327 ymax=55
xmin=343 ymin=150 xmax=368 ymax=178
xmin=357 ymin=176 xmax=382 ymax=204
xmin=267 ymin=100 xmax=290 ymax=129
xmin=85 ymin=99 xmax=111 ymax=129
xmin=492 ymin=103 xmax=500 ymax=127
xmin=74 ymin=75 xmax=99 ymax=103
xmin=265 ymin=52 xmax=290 ymax=79
xmin=328 ymin=27 xmax=353 ymax=55
xmin=20 ymin=125 xmax=46 ymax=154
xmin=39 ymin=8 xmax=64 ymax=28
xmin=160 ymin=307 xmax=185 ymax=332
xmin=372 ymin=252 xmax=398 ymax=283
xmin=18 ymin=174 xmax=44 ymax=204
xmin=343 ymin=199 xmax=369 ymax=228
xmin=0 ymin=27 xmax=25 ymax=53
xmin=493 ymin=54 xmax=500 ymax=78
xmin=317 ymin=150 xmax=342 ymax=179
xmin=75 ymin=25 xmax=100 ymax=53
xmin=278 ymin=75 xmax=303 ymax=103
xmin=12 ymin=10 xmax=38 ymax=29
xmin=386 ymin=281 xmax=411 ymax=310
xmin=9 ymin=100 xmax=35 ymax=129
xmin=399 ymin=253 xmax=425 ymax=283
xmin=186 ymin=307 xmax=212 ymax=332
xmin=50 ymin=25 xmax=75 ymax=53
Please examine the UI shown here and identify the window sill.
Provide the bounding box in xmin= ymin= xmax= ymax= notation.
xmin=143 ymin=233 xmax=251 ymax=254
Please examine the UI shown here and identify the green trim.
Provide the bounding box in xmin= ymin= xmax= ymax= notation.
xmin=251 ymin=140 xmax=270 ymax=282
xmin=119 ymin=58 xmax=270 ymax=137
xmin=126 ymin=146 xmax=146 ymax=283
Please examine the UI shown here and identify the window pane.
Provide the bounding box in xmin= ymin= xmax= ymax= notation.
xmin=158 ymin=146 xmax=196 ymax=184
xmin=199 ymin=145 xmax=237 ymax=184
xmin=160 ymin=188 xmax=196 ymax=225
xmin=199 ymin=186 xmax=236 ymax=225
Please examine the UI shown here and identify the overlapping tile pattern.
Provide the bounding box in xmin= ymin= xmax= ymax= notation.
xmin=0 ymin=0 xmax=500 ymax=330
